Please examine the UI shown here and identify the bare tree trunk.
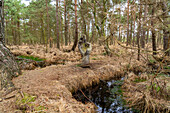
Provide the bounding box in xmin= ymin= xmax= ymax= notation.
xmin=46 ymin=0 xmax=51 ymax=48
xmin=137 ymin=0 xmax=142 ymax=60
xmin=12 ymin=18 xmax=17 ymax=45
xmin=0 ymin=0 xmax=20 ymax=96
xmin=17 ymin=17 xmax=21 ymax=45
xmin=133 ymin=7 xmax=136 ymax=46
xmin=162 ymin=1 xmax=169 ymax=56
xmin=0 ymin=0 xmax=4 ymax=43
xmin=56 ymin=0 xmax=60 ymax=49
xmin=126 ymin=0 xmax=130 ymax=46
xmin=141 ymin=4 xmax=147 ymax=48
xmin=129 ymin=6 xmax=133 ymax=45
xmin=146 ymin=26 xmax=149 ymax=44
xmin=59 ymin=0 xmax=63 ymax=47
xmin=151 ymin=5 xmax=156 ymax=55
xmin=80 ymin=0 xmax=86 ymax=36
xmin=40 ymin=16 xmax=45 ymax=45
xmin=71 ymin=0 xmax=78 ymax=51
xmin=68 ymin=13 xmax=71 ymax=45
xmin=64 ymin=0 xmax=68 ymax=46
xmin=118 ymin=8 xmax=121 ymax=42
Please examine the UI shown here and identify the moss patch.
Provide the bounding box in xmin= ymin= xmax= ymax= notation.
xmin=133 ymin=78 xmax=146 ymax=83
xmin=17 ymin=55 xmax=45 ymax=61
xmin=16 ymin=93 xmax=46 ymax=112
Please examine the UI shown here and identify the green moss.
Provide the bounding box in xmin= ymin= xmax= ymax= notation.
xmin=76 ymin=64 xmax=81 ymax=67
xmin=16 ymin=93 xmax=47 ymax=112
xmin=150 ymin=73 xmax=169 ymax=77
xmin=103 ymin=52 xmax=107 ymax=56
xmin=17 ymin=93 xmax=36 ymax=105
xmin=133 ymin=78 xmax=146 ymax=83
xmin=17 ymin=55 xmax=45 ymax=61
xmin=164 ymin=66 xmax=170 ymax=69
xmin=92 ymin=57 xmax=97 ymax=60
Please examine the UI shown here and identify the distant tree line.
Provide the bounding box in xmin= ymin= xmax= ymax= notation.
xmin=3 ymin=0 xmax=169 ymax=55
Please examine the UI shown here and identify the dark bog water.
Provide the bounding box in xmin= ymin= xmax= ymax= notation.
xmin=73 ymin=79 xmax=135 ymax=113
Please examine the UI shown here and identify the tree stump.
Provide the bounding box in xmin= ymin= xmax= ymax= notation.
xmin=78 ymin=35 xmax=92 ymax=67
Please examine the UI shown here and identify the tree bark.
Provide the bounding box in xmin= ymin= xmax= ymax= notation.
xmin=46 ymin=0 xmax=51 ymax=48
xmin=129 ymin=6 xmax=133 ymax=45
xmin=56 ymin=0 xmax=60 ymax=49
xmin=40 ymin=15 xmax=45 ymax=45
xmin=162 ymin=1 xmax=169 ymax=56
xmin=118 ymin=8 xmax=121 ymax=42
xmin=126 ymin=0 xmax=130 ymax=46
xmin=137 ymin=0 xmax=142 ymax=60
xmin=64 ymin=0 xmax=68 ymax=46
xmin=0 ymin=0 xmax=20 ymax=96
xmin=151 ymin=4 xmax=157 ymax=55
xmin=141 ymin=4 xmax=147 ymax=48
xmin=132 ymin=7 xmax=136 ymax=46
xmin=17 ymin=17 xmax=21 ymax=45
xmin=71 ymin=0 xmax=78 ymax=51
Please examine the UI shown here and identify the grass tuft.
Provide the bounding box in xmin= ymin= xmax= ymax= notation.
xmin=17 ymin=55 xmax=45 ymax=61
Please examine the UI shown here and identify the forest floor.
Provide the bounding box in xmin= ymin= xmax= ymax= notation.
xmin=0 ymin=44 xmax=169 ymax=113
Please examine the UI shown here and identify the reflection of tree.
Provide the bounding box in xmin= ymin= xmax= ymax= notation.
xmin=0 ymin=0 xmax=20 ymax=97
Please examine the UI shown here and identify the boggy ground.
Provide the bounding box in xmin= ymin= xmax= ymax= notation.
xmin=0 ymin=44 xmax=169 ymax=112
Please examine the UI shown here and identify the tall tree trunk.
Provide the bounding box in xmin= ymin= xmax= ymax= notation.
xmin=80 ymin=0 xmax=88 ymax=41
xmin=92 ymin=0 xmax=98 ymax=42
xmin=68 ymin=13 xmax=71 ymax=45
xmin=102 ymin=0 xmax=106 ymax=37
xmin=137 ymin=0 xmax=142 ymax=60
xmin=17 ymin=17 xmax=21 ymax=45
xmin=0 ymin=0 xmax=4 ymax=43
xmin=46 ymin=0 xmax=51 ymax=47
xmin=141 ymin=4 xmax=147 ymax=48
xmin=146 ymin=26 xmax=149 ymax=44
xmin=64 ymin=0 xmax=68 ymax=46
xmin=71 ymin=0 xmax=78 ymax=51
xmin=91 ymin=16 xmax=95 ymax=43
xmin=129 ymin=6 xmax=133 ymax=45
xmin=56 ymin=0 xmax=60 ymax=49
xmin=132 ymin=7 xmax=136 ymax=46
xmin=11 ymin=18 xmax=17 ymax=45
xmin=162 ymin=1 xmax=169 ymax=56
xmin=126 ymin=0 xmax=130 ymax=46
xmin=5 ymin=21 xmax=8 ymax=44
xmin=151 ymin=5 xmax=156 ymax=55
xmin=40 ymin=16 xmax=45 ymax=45
xmin=0 ymin=0 xmax=20 ymax=96
xmin=93 ymin=0 xmax=101 ymax=38
xmin=118 ymin=8 xmax=121 ymax=42
xmin=59 ymin=0 xmax=63 ymax=46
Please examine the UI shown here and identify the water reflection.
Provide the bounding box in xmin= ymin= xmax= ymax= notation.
xmin=73 ymin=79 xmax=133 ymax=113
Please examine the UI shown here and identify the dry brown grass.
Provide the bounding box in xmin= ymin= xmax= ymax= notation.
xmin=3 ymin=44 xmax=168 ymax=113
xmin=122 ymin=73 xmax=170 ymax=113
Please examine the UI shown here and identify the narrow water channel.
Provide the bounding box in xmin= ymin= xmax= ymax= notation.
xmin=73 ymin=78 xmax=135 ymax=113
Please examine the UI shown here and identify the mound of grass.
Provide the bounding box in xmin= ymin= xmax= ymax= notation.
xmin=17 ymin=55 xmax=45 ymax=61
